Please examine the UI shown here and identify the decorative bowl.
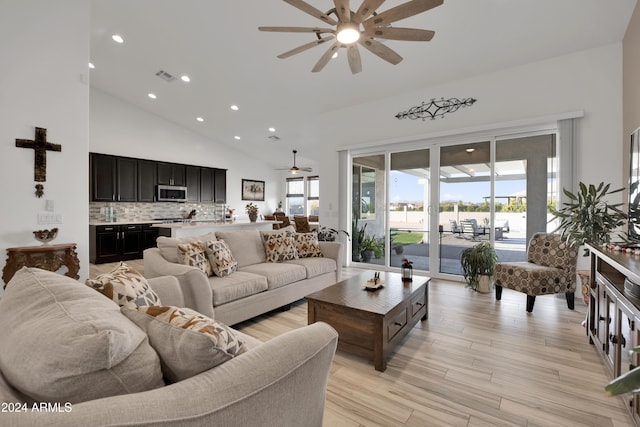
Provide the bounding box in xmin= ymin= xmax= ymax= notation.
xmin=33 ymin=227 xmax=58 ymax=245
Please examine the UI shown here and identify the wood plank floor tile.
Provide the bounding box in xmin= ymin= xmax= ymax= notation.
xmin=89 ymin=263 xmax=635 ymax=427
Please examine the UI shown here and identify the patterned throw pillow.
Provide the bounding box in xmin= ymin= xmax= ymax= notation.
xmin=262 ymin=231 xmax=298 ymax=262
xmin=85 ymin=262 xmax=161 ymax=308
xmin=121 ymin=305 xmax=246 ymax=383
xmin=204 ymin=239 xmax=238 ymax=277
xmin=295 ymin=232 xmax=324 ymax=258
xmin=177 ymin=241 xmax=213 ymax=276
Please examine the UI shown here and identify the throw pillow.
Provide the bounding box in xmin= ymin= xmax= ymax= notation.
xmin=295 ymin=232 xmax=324 ymax=258
xmin=262 ymin=231 xmax=298 ymax=262
xmin=204 ymin=239 xmax=238 ymax=277
xmin=121 ymin=305 xmax=247 ymax=383
xmin=177 ymin=241 xmax=213 ymax=276
xmin=85 ymin=261 xmax=161 ymax=308
xmin=0 ymin=268 xmax=164 ymax=403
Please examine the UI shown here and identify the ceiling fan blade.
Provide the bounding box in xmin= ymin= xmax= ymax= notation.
xmin=284 ymin=0 xmax=338 ymax=26
xmin=277 ymin=36 xmax=334 ymax=59
xmin=259 ymin=26 xmax=335 ymax=34
xmin=359 ymin=38 xmax=402 ymax=64
xmin=364 ymin=27 xmax=434 ymax=41
xmin=347 ymin=44 xmax=362 ymax=74
xmin=353 ymin=0 xmax=385 ymax=23
xmin=363 ymin=0 xmax=443 ymax=27
xmin=312 ymin=42 xmax=340 ymax=72
xmin=333 ymin=0 xmax=351 ymax=23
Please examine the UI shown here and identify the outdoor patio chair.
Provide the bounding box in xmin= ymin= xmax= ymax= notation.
xmin=449 ymin=220 xmax=463 ymax=235
xmin=494 ymin=232 xmax=578 ymax=312
xmin=460 ymin=219 xmax=484 ymax=240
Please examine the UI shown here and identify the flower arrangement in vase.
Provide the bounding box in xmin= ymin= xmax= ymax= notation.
xmin=245 ymin=203 xmax=259 ymax=222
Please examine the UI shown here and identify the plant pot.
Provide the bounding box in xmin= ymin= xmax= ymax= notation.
xmin=361 ymin=250 xmax=373 ymax=263
xmin=477 ymin=275 xmax=491 ymax=293
xmin=394 ymin=246 xmax=404 ymax=255
xmin=249 ymin=213 xmax=257 ymax=222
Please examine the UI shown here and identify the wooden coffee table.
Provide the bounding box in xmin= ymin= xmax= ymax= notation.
xmin=305 ymin=271 xmax=429 ymax=372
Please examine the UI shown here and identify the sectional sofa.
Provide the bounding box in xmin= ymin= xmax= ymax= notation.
xmin=144 ymin=226 xmax=344 ymax=325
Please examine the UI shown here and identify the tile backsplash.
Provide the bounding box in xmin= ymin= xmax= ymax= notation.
xmin=89 ymin=202 xmax=227 ymax=223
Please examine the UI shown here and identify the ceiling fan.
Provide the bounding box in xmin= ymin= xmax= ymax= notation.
xmin=277 ymin=150 xmax=313 ymax=174
xmin=259 ymin=0 xmax=443 ymax=74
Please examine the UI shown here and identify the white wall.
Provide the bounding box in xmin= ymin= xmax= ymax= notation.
xmin=90 ymin=89 xmax=284 ymax=219
xmin=0 ymin=0 xmax=90 ymax=294
xmin=313 ymin=44 xmax=624 ymax=233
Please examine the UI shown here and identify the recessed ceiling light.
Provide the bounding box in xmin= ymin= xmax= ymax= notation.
xmin=148 ymin=93 xmax=157 ymax=99
xmin=465 ymin=148 xmax=475 ymax=153
xmin=111 ymin=34 xmax=124 ymax=44
xmin=196 ymin=117 xmax=204 ymax=122
xmin=268 ymin=127 xmax=276 ymax=132
xmin=331 ymin=51 xmax=338 ymax=59
xmin=234 ymin=136 xmax=241 ymax=140
xmin=88 ymin=62 xmax=95 ymax=69
xmin=230 ymin=105 xmax=239 ymax=111
xmin=181 ymin=75 xmax=190 ymax=83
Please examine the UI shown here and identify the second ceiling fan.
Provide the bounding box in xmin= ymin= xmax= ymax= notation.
xmin=277 ymin=150 xmax=313 ymax=174
xmin=259 ymin=0 xmax=443 ymax=74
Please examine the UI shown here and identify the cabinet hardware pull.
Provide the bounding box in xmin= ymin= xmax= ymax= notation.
xmin=394 ymin=322 xmax=403 ymax=326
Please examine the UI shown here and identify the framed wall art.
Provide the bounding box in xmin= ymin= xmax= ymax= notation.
xmin=241 ymin=179 xmax=265 ymax=201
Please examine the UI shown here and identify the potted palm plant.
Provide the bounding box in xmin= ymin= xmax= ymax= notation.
xmin=460 ymin=242 xmax=498 ymax=293
xmin=550 ymin=181 xmax=627 ymax=255
xmin=360 ymin=234 xmax=383 ymax=263
xmin=316 ymin=226 xmax=349 ymax=242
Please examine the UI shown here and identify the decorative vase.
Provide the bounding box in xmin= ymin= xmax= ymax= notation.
xmin=249 ymin=213 xmax=258 ymax=222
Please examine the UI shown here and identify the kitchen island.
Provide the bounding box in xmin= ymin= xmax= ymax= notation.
xmin=153 ymin=220 xmax=279 ymax=238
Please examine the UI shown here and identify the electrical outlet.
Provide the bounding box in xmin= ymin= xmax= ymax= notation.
xmin=38 ymin=213 xmax=62 ymax=224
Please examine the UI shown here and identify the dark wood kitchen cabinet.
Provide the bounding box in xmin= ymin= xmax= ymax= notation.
xmin=200 ymin=167 xmax=227 ymax=203
xmin=90 ymin=154 xmax=137 ymax=202
xmin=214 ymin=168 xmax=227 ymax=203
xmin=157 ymin=162 xmax=186 ymax=186
xmin=90 ymin=224 xmax=143 ymax=264
xmin=90 ymin=153 xmax=226 ymax=203
xmin=137 ymin=160 xmax=157 ymax=202
xmin=186 ymin=166 xmax=200 ymax=202
xmin=200 ymin=167 xmax=214 ymax=202
xmin=142 ymin=224 xmax=159 ymax=250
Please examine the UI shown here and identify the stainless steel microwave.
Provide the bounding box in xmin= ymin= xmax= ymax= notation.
xmin=157 ymin=185 xmax=188 ymax=202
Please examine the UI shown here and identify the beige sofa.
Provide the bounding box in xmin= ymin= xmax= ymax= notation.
xmin=144 ymin=228 xmax=344 ymax=325
xmin=0 ymin=267 xmax=338 ymax=427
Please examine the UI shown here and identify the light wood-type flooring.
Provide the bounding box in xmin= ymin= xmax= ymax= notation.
xmin=90 ymin=262 xmax=633 ymax=427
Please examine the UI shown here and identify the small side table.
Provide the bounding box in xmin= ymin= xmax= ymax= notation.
xmin=3 ymin=243 xmax=80 ymax=288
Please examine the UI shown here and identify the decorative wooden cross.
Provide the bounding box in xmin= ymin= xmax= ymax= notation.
xmin=16 ymin=127 xmax=61 ymax=182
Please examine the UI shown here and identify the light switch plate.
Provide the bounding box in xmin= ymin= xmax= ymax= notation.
xmin=38 ymin=213 xmax=62 ymax=224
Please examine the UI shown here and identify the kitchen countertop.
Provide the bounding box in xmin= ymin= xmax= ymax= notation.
xmin=151 ymin=220 xmax=279 ymax=229
xmin=89 ymin=219 xmax=220 ymax=226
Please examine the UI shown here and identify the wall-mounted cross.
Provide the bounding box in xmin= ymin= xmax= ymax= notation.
xmin=16 ymin=127 xmax=61 ymax=182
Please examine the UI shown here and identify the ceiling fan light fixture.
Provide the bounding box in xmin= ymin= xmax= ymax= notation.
xmin=336 ymin=24 xmax=360 ymax=44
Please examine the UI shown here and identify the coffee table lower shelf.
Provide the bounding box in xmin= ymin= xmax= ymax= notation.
xmin=306 ymin=272 xmax=429 ymax=372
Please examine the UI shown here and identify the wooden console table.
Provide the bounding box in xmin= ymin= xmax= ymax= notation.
xmin=2 ymin=243 xmax=80 ymax=287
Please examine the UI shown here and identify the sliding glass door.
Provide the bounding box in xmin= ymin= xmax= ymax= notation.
xmin=349 ymin=131 xmax=559 ymax=278
xmin=388 ymin=149 xmax=430 ymax=270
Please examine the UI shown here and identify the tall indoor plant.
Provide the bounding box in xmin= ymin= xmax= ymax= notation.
xmin=460 ymin=242 xmax=498 ymax=293
xmin=550 ymin=181 xmax=627 ymax=255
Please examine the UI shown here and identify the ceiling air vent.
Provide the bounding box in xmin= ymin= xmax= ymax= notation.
xmin=155 ymin=70 xmax=176 ymax=82
xmin=268 ymin=135 xmax=280 ymax=141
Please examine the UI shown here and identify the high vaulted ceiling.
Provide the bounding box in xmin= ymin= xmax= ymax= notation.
xmin=90 ymin=0 xmax=636 ymax=171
